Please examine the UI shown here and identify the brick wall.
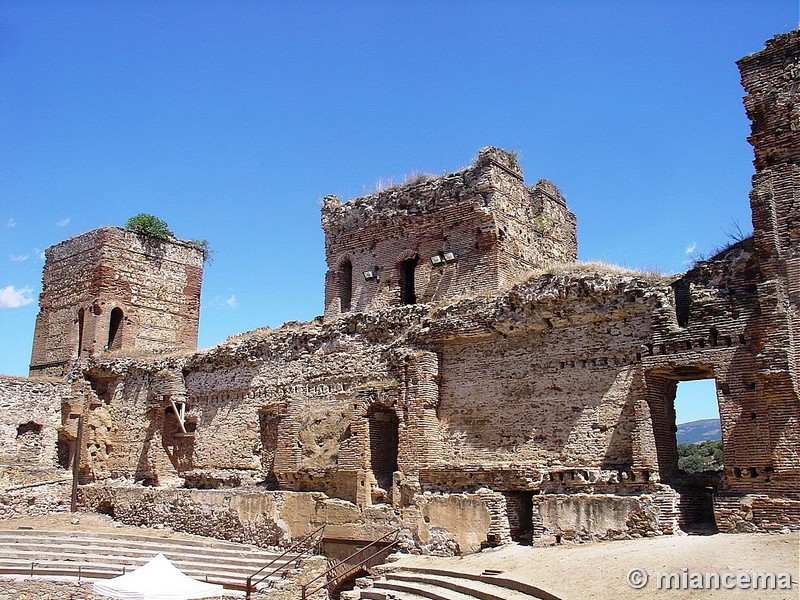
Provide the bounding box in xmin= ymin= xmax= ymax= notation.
xmin=321 ymin=147 xmax=576 ymax=317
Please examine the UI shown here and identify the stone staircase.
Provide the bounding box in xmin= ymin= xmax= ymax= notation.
xmin=353 ymin=566 xmax=561 ymax=600
xmin=0 ymin=527 xmax=304 ymax=594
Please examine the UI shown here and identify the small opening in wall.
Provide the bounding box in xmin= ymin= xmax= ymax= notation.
xmin=108 ymin=307 xmax=124 ymax=350
xmin=506 ymin=491 xmax=534 ymax=545
xmin=77 ymin=308 xmax=85 ymax=357
xmin=340 ymin=259 xmax=353 ymax=312
xmin=400 ymin=256 xmax=418 ymax=305
xmin=57 ymin=431 xmax=74 ymax=469
xmin=96 ymin=500 xmax=115 ymax=518
xmin=672 ymin=279 xmax=691 ymax=327
xmin=368 ymin=407 xmax=399 ymax=503
xmin=17 ymin=422 xmax=42 ymax=437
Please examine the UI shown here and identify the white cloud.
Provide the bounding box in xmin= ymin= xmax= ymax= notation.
xmin=684 ymin=242 xmax=697 ymax=255
xmin=6 ymin=218 xmax=16 ymax=228
xmin=0 ymin=285 xmax=34 ymax=308
xmin=56 ymin=218 xmax=71 ymax=227
xmin=10 ymin=254 xmax=29 ymax=262
xmin=34 ymin=248 xmax=46 ymax=261
xmin=209 ymin=294 xmax=238 ymax=309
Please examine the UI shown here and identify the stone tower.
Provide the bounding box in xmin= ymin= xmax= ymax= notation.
xmin=29 ymin=227 xmax=204 ymax=377
xmin=321 ymin=147 xmax=577 ymax=317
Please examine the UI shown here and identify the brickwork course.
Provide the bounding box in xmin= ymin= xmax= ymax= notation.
xmin=1 ymin=30 xmax=798 ymax=554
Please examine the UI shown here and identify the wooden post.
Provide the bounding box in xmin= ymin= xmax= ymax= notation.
xmin=70 ymin=413 xmax=83 ymax=512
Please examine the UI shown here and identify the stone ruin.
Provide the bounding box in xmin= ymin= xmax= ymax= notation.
xmin=1 ymin=31 xmax=798 ymax=554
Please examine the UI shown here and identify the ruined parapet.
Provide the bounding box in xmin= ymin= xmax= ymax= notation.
xmin=738 ymin=29 xmax=800 ymax=174
xmin=321 ymin=147 xmax=576 ymax=317
xmin=29 ymin=227 xmax=204 ymax=378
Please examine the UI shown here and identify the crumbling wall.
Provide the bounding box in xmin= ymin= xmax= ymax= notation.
xmin=0 ymin=376 xmax=65 ymax=471
xmin=81 ymin=484 xmax=492 ymax=555
xmin=73 ymin=269 xmax=676 ymax=544
xmin=738 ymin=30 xmax=800 ymax=505
xmin=321 ymin=147 xmax=576 ymax=317
xmin=0 ymin=375 xmax=72 ymax=518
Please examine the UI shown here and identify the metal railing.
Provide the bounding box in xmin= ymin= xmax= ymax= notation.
xmin=245 ymin=524 xmax=326 ymax=599
xmin=3 ymin=561 xmax=231 ymax=588
xmin=300 ymin=528 xmax=402 ymax=600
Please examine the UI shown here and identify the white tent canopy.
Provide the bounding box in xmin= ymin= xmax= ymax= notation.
xmin=93 ymin=553 xmax=225 ymax=600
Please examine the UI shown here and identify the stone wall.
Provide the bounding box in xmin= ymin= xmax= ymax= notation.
xmin=321 ymin=147 xmax=576 ymax=317
xmin=80 ymin=484 xmax=492 ymax=556
xmin=0 ymin=376 xmax=73 ymax=518
xmin=67 ymin=237 xmax=800 ymax=541
xmin=30 ymin=227 xmax=204 ymax=378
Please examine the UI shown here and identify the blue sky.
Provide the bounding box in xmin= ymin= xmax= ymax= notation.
xmin=1 ymin=2 xmax=796 ymax=421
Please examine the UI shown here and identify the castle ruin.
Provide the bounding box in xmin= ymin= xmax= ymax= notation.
xmin=1 ymin=31 xmax=798 ymax=554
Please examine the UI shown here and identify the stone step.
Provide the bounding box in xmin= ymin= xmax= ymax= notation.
xmin=0 ymin=572 xmax=248 ymax=598
xmin=399 ymin=568 xmax=560 ymax=600
xmin=359 ymin=588 xmax=430 ymax=600
xmin=0 ymin=544 xmax=288 ymax=570
xmin=0 ymin=529 xmax=277 ymax=556
xmin=0 ymin=543 xmax=292 ymax=582
xmin=0 ymin=528 xmax=302 ymax=592
xmin=0 ymin=568 xmax=259 ymax=594
xmin=0 ymin=555 xmax=287 ymax=584
xmin=389 ymin=572 xmax=534 ymax=600
xmin=360 ymin=567 xmax=561 ymax=600
xmin=371 ymin=580 xmax=478 ymax=600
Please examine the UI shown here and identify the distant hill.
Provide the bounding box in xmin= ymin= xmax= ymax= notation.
xmin=677 ymin=418 xmax=721 ymax=444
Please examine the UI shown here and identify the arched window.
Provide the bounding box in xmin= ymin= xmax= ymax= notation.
xmin=400 ymin=256 xmax=418 ymax=305
xmin=77 ymin=308 xmax=85 ymax=357
xmin=108 ymin=307 xmax=124 ymax=350
xmin=340 ymin=260 xmax=353 ymax=312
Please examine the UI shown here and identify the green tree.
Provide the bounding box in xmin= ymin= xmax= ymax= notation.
xmin=125 ymin=213 xmax=173 ymax=240
xmin=678 ymin=454 xmax=707 ymax=474
xmin=677 ymin=440 xmax=723 ymax=474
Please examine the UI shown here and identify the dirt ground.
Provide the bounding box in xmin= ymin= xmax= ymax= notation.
xmin=392 ymin=530 xmax=800 ymax=599
xmin=3 ymin=513 xmax=798 ymax=599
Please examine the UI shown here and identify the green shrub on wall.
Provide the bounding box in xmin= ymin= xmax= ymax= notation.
xmin=125 ymin=213 xmax=174 ymax=240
